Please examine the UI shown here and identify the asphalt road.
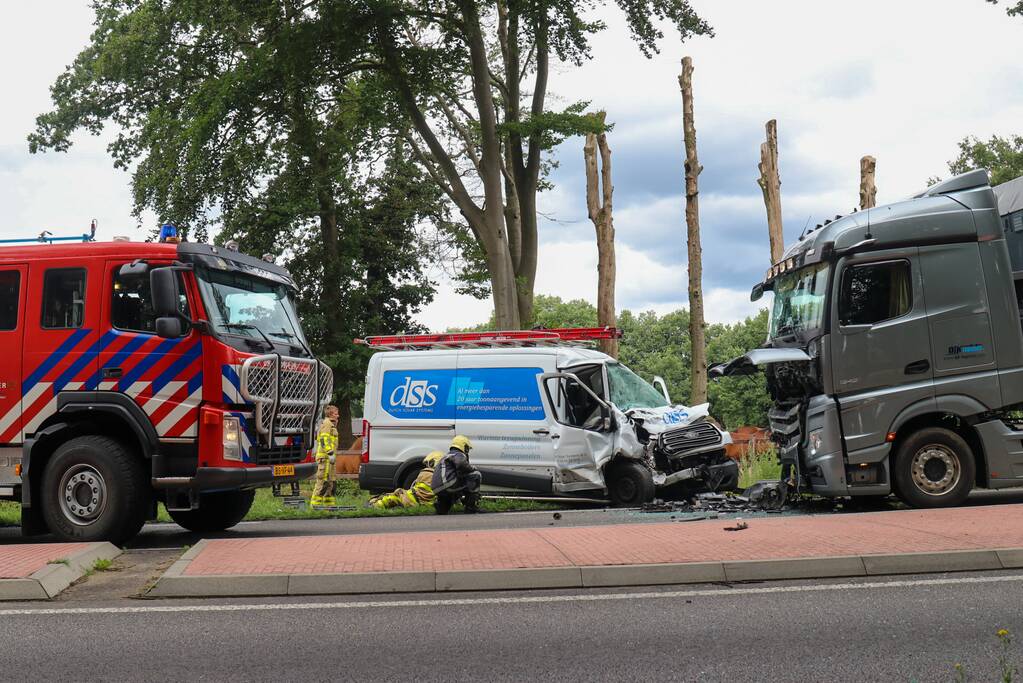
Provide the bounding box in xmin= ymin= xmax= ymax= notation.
xmin=3 ymin=488 xmax=1023 ymax=548
xmin=1 ymin=571 xmax=1021 ymax=681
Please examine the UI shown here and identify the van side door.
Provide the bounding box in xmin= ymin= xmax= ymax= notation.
xmin=830 ymin=249 xmax=934 ymax=457
xmin=452 ymin=352 xmax=554 ymax=494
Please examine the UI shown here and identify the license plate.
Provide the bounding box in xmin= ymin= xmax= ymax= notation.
xmin=273 ymin=464 xmax=295 ymax=477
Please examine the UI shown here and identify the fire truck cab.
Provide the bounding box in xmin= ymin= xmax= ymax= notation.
xmin=0 ymin=236 xmax=331 ymax=543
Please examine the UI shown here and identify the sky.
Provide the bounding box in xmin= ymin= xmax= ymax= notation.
xmin=1 ymin=1 xmax=1021 ymax=331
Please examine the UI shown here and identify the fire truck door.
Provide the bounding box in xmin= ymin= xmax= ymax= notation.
xmin=0 ymin=265 xmax=27 ymax=445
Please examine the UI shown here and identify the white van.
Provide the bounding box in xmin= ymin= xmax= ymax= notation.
xmin=357 ymin=331 xmax=736 ymax=506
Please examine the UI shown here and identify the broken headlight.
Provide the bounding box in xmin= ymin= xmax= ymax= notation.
xmin=808 ymin=429 xmax=823 ymax=456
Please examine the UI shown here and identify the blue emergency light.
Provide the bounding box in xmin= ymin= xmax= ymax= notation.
xmin=159 ymin=223 xmax=180 ymax=243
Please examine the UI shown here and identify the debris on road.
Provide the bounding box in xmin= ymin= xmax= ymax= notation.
xmin=723 ymin=519 xmax=749 ymax=531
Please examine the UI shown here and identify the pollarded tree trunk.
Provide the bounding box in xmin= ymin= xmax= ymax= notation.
xmin=860 ymin=155 xmax=877 ymax=210
xmin=757 ymin=119 xmax=784 ymax=264
xmin=583 ymin=112 xmax=618 ymax=358
xmin=680 ymin=57 xmax=707 ymax=405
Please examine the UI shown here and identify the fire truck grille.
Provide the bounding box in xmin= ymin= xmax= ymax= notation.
xmin=240 ymin=355 xmax=333 ymax=440
xmin=251 ymin=443 xmax=306 ymax=466
xmin=658 ymin=421 xmax=723 ymax=456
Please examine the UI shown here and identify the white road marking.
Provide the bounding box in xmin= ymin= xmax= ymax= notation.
xmin=2 ymin=572 xmax=1023 ymax=617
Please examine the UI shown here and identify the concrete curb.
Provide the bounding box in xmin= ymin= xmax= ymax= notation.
xmin=146 ymin=545 xmax=1023 ymax=599
xmin=0 ymin=542 xmax=122 ymax=601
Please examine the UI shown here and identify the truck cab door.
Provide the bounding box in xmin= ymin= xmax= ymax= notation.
xmin=540 ymin=367 xmax=616 ymax=493
xmin=101 ymin=261 xmax=201 ymax=439
xmin=830 ymin=249 xmax=934 ymax=456
xmin=0 ymin=266 xmax=26 ymax=450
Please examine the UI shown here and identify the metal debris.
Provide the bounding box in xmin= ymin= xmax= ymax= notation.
xmin=723 ymin=520 xmax=749 ymax=531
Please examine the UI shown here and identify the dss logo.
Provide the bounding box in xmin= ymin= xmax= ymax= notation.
xmin=389 ymin=376 xmax=439 ymax=408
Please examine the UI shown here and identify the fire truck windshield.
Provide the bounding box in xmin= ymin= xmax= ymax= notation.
xmin=195 ymin=267 xmax=308 ymax=349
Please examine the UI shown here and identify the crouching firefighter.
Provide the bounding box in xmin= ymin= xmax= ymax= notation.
xmin=431 ymin=435 xmax=482 ymax=515
xmin=367 ymin=451 xmax=441 ymax=509
xmin=311 ymin=405 xmax=340 ymax=509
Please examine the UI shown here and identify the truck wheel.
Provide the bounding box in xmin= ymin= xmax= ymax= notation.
xmin=607 ymin=460 xmax=655 ymax=507
xmin=893 ymin=427 xmax=975 ymax=508
xmin=168 ymin=490 xmax=255 ymax=533
xmin=41 ymin=435 xmax=149 ymax=544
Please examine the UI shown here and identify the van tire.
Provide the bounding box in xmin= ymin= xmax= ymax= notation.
xmin=40 ymin=435 xmax=149 ymax=544
xmin=168 ymin=490 xmax=255 ymax=532
xmin=893 ymin=427 xmax=975 ymax=508
xmin=399 ymin=466 xmax=423 ymax=491
xmin=607 ymin=460 xmax=655 ymax=507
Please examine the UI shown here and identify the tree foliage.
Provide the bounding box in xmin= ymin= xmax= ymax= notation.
xmin=987 ymin=0 xmax=1023 ymax=16
xmin=946 ymin=134 xmax=1023 ymax=186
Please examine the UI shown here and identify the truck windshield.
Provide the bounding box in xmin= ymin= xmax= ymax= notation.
xmin=768 ymin=262 xmax=830 ymax=340
xmin=195 ymin=268 xmax=307 ymax=346
xmin=606 ymin=362 xmax=670 ymax=411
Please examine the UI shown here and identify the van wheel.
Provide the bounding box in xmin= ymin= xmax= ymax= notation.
xmin=168 ymin=490 xmax=255 ymax=533
xmin=400 ymin=465 xmax=423 ymax=490
xmin=893 ymin=427 xmax=975 ymax=508
xmin=607 ymin=460 xmax=655 ymax=507
xmin=41 ymin=436 xmax=149 ymax=544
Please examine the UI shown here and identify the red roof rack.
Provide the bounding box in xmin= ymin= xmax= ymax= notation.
xmin=354 ymin=327 xmax=623 ymax=351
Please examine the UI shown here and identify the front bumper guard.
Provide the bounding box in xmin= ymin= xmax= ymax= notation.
xmin=152 ymin=461 xmax=316 ymax=493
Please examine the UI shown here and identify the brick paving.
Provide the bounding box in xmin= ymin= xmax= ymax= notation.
xmin=183 ymin=503 xmax=1023 ymax=577
xmin=0 ymin=543 xmax=90 ymax=578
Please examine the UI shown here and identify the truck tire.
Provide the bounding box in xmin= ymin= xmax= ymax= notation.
xmin=893 ymin=427 xmax=975 ymax=508
xmin=607 ymin=460 xmax=655 ymax=507
xmin=168 ymin=490 xmax=255 ymax=533
xmin=40 ymin=435 xmax=149 ymax=544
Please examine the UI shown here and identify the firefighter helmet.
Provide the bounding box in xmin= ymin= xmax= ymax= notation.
xmin=451 ymin=435 xmax=473 ymax=455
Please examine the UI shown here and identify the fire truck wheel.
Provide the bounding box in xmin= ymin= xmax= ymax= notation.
xmin=41 ymin=435 xmax=149 ymax=544
xmin=167 ymin=490 xmax=256 ymax=533
xmin=893 ymin=427 xmax=975 ymax=508
xmin=607 ymin=460 xmax=656 ymax=507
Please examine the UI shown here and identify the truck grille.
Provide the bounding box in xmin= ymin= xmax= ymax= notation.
xmin=240 ymin=354 xmax=333 ymax=442
xmin=659 ymin=421 xmax=723 ymax=456
xmin=768 ymin=401 xmax=802 ymax=465
xmin=250 ymin=443 xmax=307 ymax=466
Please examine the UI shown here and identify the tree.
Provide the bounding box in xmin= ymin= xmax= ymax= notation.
xmin=29 ymin=1 xmax=445 ymax=443
xmin=757 ymin=119 xmax=784 ymax=263
xmin=859 ymin=155 xmax=877 ymax=210
xmin=945 ymin=135 xmax=1023 ymax=186
xmin=679 ymin=56 xmax=707 ymax=405
xmin=371 ymin=0 xmax=712 ymax=328
xmin=705 ymin=311 xmax=772 ymax=429
xmin=987 ymin=0 xmax=1023 ymax=16
xmin=584 ymin=111 xmax=618 ymax=358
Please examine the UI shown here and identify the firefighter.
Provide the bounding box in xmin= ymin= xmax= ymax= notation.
xmin=431 ymin=435 xmax=482 ymax=515
xmin=367 ymin=451 xmax=442 ymax=509
xmin=310 ymin=405 xmax=339 ymax=509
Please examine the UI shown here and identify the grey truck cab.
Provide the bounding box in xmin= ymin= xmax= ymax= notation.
xmin=713 ymin=169 xmax=1023 ymax=507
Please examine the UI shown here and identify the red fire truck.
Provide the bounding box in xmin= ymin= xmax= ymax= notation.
xmin=0 ymin=229 xmax=331 ymax=543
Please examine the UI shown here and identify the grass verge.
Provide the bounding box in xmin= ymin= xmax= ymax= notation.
xmin=738 ymin=446 xmax=782 ymax=489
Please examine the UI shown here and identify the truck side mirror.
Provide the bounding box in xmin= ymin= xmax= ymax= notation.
xmin=118 ymin=260 xmax=149 ymax=280
xmin=155 ymin=316 xmax=182 ymax=339
xmin=150 ymin=267 xmax=180 ymax=318
xmin=750 ymin=283 xmax=764 ymax=302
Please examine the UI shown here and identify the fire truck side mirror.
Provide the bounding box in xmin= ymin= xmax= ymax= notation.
xmin=155 ymin=316 xmax=182 ymax=339
xmin=150 ymin=267 xmax=180 ymax=318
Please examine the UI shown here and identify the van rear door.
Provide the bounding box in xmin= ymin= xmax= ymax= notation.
xmin=453 ymin=351 xmax=554 ymax=494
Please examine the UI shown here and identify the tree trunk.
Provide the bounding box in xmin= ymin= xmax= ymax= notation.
xmin=338 ymin=398 xmax=354 ymax=449
xmin=583 ymin=112 xmax=618 ymax=358
xmin=680 ymin=57 xmax=707 ymax=405
xmin=757 ymin=119 xmax=784 ymax=264
xmin=859 ymin=155 xmax=877 ymax=210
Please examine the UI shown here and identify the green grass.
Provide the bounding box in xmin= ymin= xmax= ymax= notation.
xmin=0 ymin=501 xmax=18 ymax=527
xmin=738 ymin=446 xmax=782 ymax=489
xmin=92 ymin=558 xmax=114 ymax=572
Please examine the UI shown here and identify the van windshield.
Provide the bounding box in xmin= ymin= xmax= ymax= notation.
xmin=606 ymin=362 xmax=670 ymax=411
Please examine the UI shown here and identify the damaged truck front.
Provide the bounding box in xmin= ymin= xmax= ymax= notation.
xmin=358 ymin=330 xmax=737 ymax=507
xmin=712 ymin=170 xmax=1023 ymax=508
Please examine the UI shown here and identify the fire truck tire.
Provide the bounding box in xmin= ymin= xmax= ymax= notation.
xmin=607 ymin=460 xmax=656 ymax=507
xmin=40 ymin=435 xmax=149 ymax=544
xmin=167 ymin=490 xmax=255 ymax=532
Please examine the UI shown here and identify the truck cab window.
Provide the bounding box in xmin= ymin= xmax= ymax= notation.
xmin=41 ymin=269 xmax=86 ymax=329
xmin=111 ymin=270 xmax=190 ymax=335
xmin=839 ymin=260 xmax=911 ymax=326
xmin=0 ymin=271 xmax=19 ymax=331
